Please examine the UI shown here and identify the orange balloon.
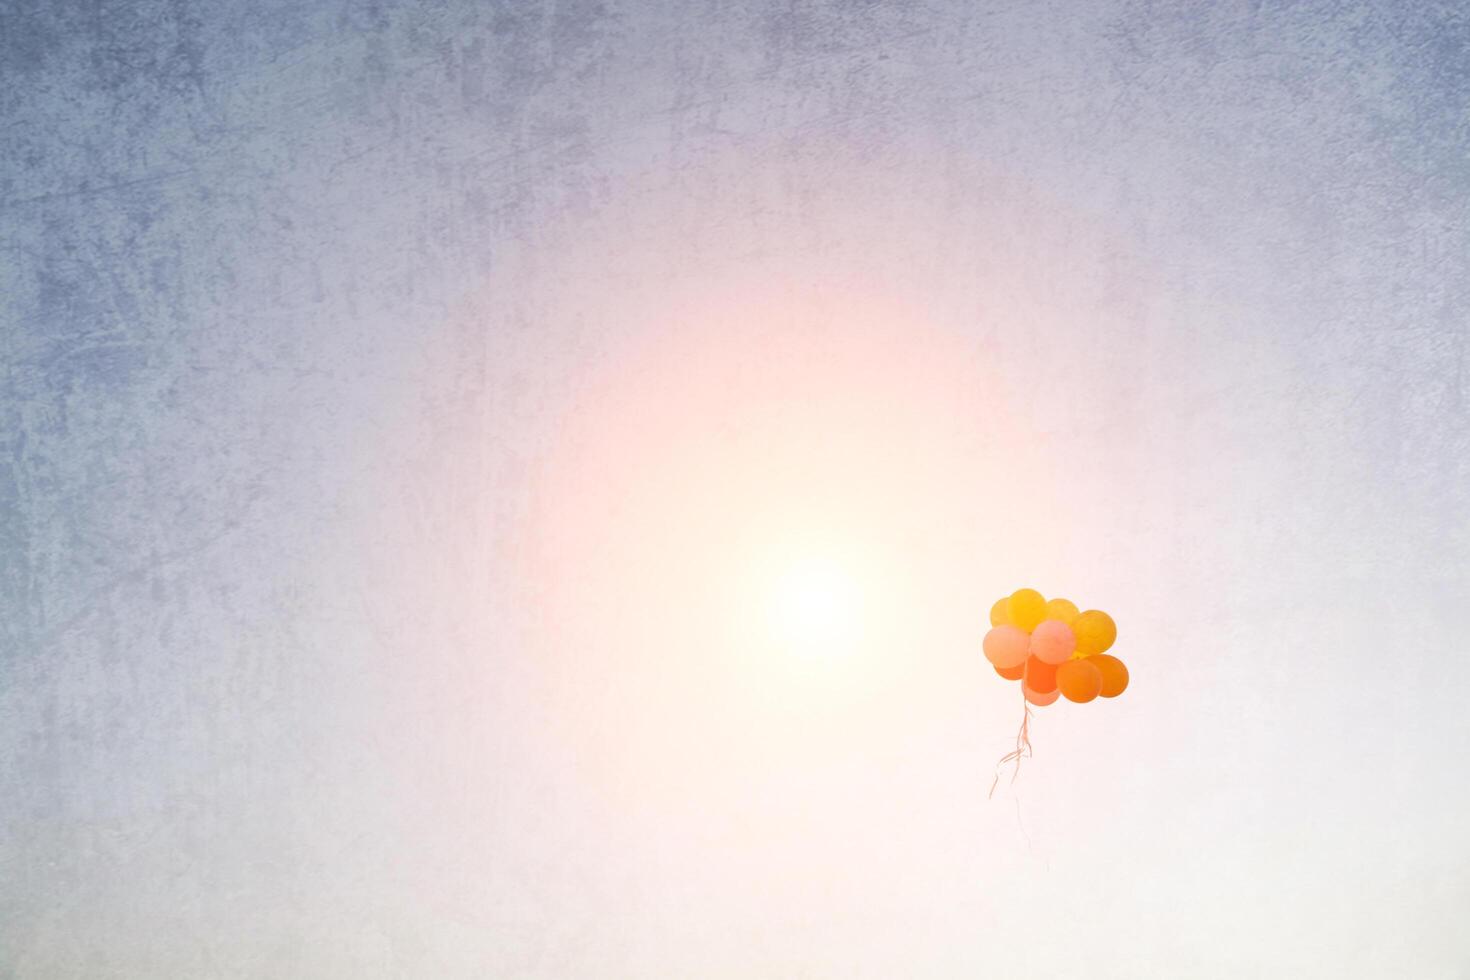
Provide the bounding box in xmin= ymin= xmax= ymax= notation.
xmin=1008 ymin=588 xmax=1048 ymax=631
xmin=1091 ymin=654 xmax=1129 ymax=698
xmin=989 ymin=598 xmax=1012 ymax=627
xmin=1024 ymin=684 xmax=1059 ymax=706
xmin=1044 ymin=597 xmax=1079 ymax=625
xmin=1023 ymin=655 xmax=1058 ymax=694
xmin=1073 ymin=609 xmax=1117 ymax=656
xmin=1029 ymin=619 xmax=1077 ymax=665
xmin=994 ymin=662 xmax=1024 ymax=681
xmin=983 ymin=625 xmax=1030 ymax=669
xmin=1056 ymin=659 xmax=1103 ymax=703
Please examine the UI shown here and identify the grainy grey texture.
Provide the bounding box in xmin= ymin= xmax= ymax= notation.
xmin=2 ymin=1 xmax=1469 ymax=977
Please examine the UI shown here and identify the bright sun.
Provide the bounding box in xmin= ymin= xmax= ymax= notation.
xmin=771 ymin=557 xmax=862 ymax=655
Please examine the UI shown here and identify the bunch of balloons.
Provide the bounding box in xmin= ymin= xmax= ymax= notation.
xmin=983 ymin=588 xmax=1129 ymax=706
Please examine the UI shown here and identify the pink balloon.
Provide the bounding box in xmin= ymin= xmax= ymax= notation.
xmin=1023 ymin=684 xmax=1060 ymax=706
xmin=983 ymin=625 xmax=1030 ymax=669
xmin=1029 ymin=619 xmax=1077 ymax=665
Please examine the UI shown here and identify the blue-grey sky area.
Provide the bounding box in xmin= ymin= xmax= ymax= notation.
xmin=3 ymin=2 xmax=1469 ymax=977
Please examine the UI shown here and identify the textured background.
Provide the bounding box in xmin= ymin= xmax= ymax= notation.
xmin=3 ymin=1 xmax=1469 ymax=977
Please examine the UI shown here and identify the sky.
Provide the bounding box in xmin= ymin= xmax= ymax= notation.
xmin=2 ymin=1 xmax=1469 ymax=976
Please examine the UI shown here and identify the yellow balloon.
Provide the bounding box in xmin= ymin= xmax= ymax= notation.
xmin=1007 ymin=588 xmax=1047 ymax=631
xmin=989 ymin=597 xmax=1012 ymax=627
xmin=1073 ymin=609 xmax=1117 ymax=656
xmin=1044 ymin=598 xmax=1079 ymax=625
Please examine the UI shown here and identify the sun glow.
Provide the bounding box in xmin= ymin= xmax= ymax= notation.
xmin=771 ymin=557 xmax=863 ymax=656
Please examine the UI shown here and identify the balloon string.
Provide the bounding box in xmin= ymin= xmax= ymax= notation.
xmin=989 ymin=693 xmax=1033 ymax=800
